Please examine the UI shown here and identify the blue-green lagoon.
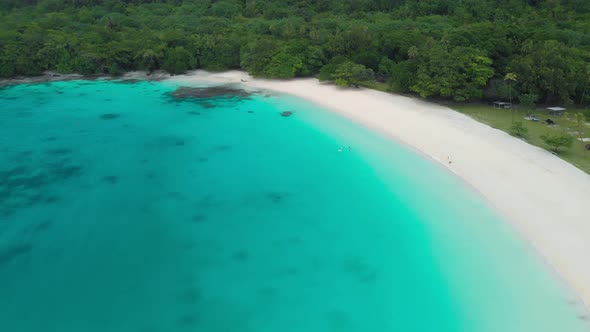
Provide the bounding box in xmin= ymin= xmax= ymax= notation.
xmin=0 ymin=80 xmax=587 ymax=332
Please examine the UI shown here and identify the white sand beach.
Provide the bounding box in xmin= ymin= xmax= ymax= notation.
xmin=167 ymin=70 xmax=590 ymax=312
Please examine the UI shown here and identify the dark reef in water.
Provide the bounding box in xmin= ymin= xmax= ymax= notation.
xmin=343 ymin=257 xmax=378 ymax=283
xmin=266 ymin=192 xmax=289 ymax=203
xmin=101 ymin=175 xmax=120 ymax=184
xmin=15 ymin=151 xmax=33 ymax=160
xmin=199 ymin=101 xmax=217 ymax=109
xmin=179 ymin=288 xmax=201 ymax=304
xmin=145 ymin=136 xmax=188 ymax=149
xmin=45 ymin=148 xmax=72 ymax=156
xmin=168 ymin=85 xmax=259 ymax=111
xmin=0 ymin=244 xmax=32 ymax=266
xmin=0 ymin=158 xmax=83 ymax=216
xmin=191 ymin=215 xmax=206 ymax=223
xmin=100 ymin=113 xmax=120 ymax=120
xmin=115 ymin=78 xmax=141 ymax=84
xmin=177 ymin=313 xmax=199 ymax=327
xmin=170 ymin=86 xmax=254 ymax=99
xmin=167 ymin=191 xmax=185 ymax=200
xmin=211 ymin=145 xmax=231 ymax=153
xmin=42 ymin=136 xmax=58 ymax=142
xmin=32 ymin=220 xmax=53 ymax=234
xmin=48 ymin=161 xmax=83 ymax=180
xmin=232 ymin=250 xmax=249 ymax=262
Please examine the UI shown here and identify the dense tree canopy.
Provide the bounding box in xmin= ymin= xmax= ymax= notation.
xmin=1 ymin=0 xmax=589 ymax=103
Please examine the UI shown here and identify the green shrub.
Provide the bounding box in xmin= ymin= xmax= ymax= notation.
xmin=540 ymin=134 xmax=574 ymax=153
xmin=510 ymin=121 xmax=528 ymax=138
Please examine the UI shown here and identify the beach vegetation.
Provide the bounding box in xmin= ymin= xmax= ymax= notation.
xmin=541 ymin=134 xmax=574 ymax=154
xmin=504 ymin=73 xmax=518 ymax=123
xmin=322 ymin=61 xmax=375 ymax=88
xmin=572 ymin=112 xmax=587 ymax=143
xmin=264 ymin=51 xmax=304 ymax=79
xmin=162 ymin=47 xmax=195 ymax=75
xmin=240 ymin=38 xmax=281 ymax=77
xmin=510 ymin=121 xmax=529 ymax=138
xmin=0 ymin=1 xmax=589 ymax=105
xmin=411 ymin=42 xmax=494 ymax=101
xmin=454 ymin=105 xmax=589 ymax=172
xmin=519 ymin=94 xmax=538 ymax=115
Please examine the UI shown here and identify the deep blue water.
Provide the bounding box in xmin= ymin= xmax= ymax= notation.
xmin=0 ymin=80 xmax=587 ymax=332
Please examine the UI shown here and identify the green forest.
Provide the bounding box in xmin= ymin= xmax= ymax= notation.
xmin=1 ymin=0 xmax=590 ymax=105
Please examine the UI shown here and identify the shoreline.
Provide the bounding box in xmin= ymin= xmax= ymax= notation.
xmin=0 ymin=71 xmax=172 ymax=87
xmin=168 ymin=71 xmax=590 ymax=319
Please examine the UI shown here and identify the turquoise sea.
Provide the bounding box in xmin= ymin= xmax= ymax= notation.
xmin=0 ymin=80 xmax=587 ymax=332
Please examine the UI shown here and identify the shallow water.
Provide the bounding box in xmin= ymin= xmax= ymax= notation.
xmin=0 ymin=80 xmax=587 ymax=332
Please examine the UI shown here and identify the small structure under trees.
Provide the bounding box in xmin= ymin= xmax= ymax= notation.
xmin=546 ymin=107 xmax=566 ymax=116
xmin=493 ymin=101 xmax=512 ymax=109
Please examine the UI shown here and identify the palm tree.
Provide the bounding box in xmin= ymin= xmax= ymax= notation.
xmin=505 ymin=73 xmax=518 ymax=123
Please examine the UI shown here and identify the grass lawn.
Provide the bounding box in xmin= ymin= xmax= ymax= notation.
xmin=357 ymin=82 xmax=590 ymax=174
xmin=451 ymin=104 xmax=590 ymax=174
